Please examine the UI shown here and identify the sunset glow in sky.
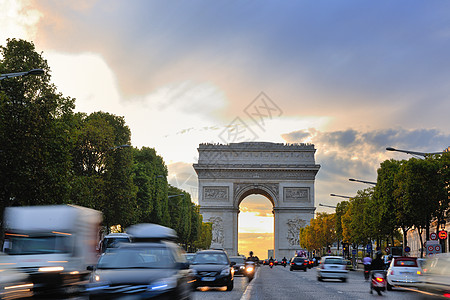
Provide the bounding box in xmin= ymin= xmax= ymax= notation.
xmin=2 ymin=0 xmax=449 ymax=259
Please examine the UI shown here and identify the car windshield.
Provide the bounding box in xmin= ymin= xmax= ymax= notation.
xmin=184 ymin=254 xmax=195 ymax=262
xmin=293 ymin=258 xmax=305 ymax=262
xmin=103 ymin=237 xmax=130 ymax=249
xmin=192 ymin=253 xmax=229 ymax=265
xmin=98 ymin=247 xmax=174 ymax=269
xmin=230 ymin=257 xmax=245 ymax=264
xmin=6 ymin=235 xmax=71 ymax=255
xmin=394 ymin=259 xmax=418 ymax=267
xmin=324 ymin=258 xmax=345 ymax=265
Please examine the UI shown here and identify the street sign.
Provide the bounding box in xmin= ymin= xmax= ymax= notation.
xmin=439 ymin=231 xmax=448 ymax=240
xmin=385 ymin=247 xmax=390 ymax=253
xmin=352 ymin=249 xmax=357 ymax=255
xmin=430 ymin=232 xmax=438 ymax=240
xmin=366 ymin=244 xmax=372 ymax=253
xmin=404 ymin=246 xmax=410 ymax=253
xmin=426 ymin=240 xmax=442 ymax=256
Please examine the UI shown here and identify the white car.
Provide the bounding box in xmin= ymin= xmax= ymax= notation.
xmin=386 ymin=256 xmax=422 ymax=290
xmin=317 ymin=256 xmax=348 ymax=282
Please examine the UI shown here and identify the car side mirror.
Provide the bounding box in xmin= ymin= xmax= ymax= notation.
xmin=177 ymin=262 xmax=190 ymax=270
xmin=230 ymin=261 xmax=236 ymax=266
xmin=87 ymin=265 xmax=95 ymax=271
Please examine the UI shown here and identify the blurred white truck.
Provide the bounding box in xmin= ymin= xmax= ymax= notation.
xmin=2 ymin=204 xmax=102 ymax=293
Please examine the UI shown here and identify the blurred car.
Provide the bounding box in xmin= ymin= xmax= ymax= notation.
xmin=317 ymin=256 xmax=348 ymax=282
xmin=184 ymin=253 xmax=196 ymax=265
xmin=290 ymin=257 xmax=308 ymax=272
xmin=229 ymin=256 xmax=246 ymax=276
xmin=190 ymin=249 xmax=235 ymax=291
xmin=100 ymin=232 xmax=132 ymax=253
xmin=0 ymin=252 xmax=34 ymax=299
xmin=263 ymin=259 xmax=269 ymax=265
xmin=417 ymin=253 xmax=450 ymax=298
xmin=345 ymin=260 xmax=354 ymax=271
xmin=386 ymin=256 xmax=422 ymax=291
xmin=307 ymin=258 xmax=314 ymax=269
xmin=86 ymin=223 xmax=192 ymax=300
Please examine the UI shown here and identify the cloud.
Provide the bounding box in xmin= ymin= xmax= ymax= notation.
xmin=238 ymin=233 xmax=273 ymax=259
xmin=282 ymin=127 xmax=450 ymax=212
xmin=23 ymin=0 xmax=450 ymax=132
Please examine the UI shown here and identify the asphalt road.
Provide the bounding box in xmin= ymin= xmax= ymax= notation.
xmin=195 ymin=265 xmax=426 ymax=300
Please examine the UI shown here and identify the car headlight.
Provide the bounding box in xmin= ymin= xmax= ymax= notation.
xmin=240 ymin=266 xmax=245 ymax=269
xmin=149 ymin=277 xmax=177 ymax=291
xmin=220 ymin=268 xmax=230 ymax=276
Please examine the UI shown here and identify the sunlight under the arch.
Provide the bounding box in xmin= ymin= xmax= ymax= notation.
xmin=238 ymin=194 xmax=274 ymax=259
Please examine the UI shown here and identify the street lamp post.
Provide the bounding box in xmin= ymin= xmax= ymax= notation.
xmin=319 ymin=203 xmax=337 ymax=209
xmin=349 ymin=178 xmax=376 ymax=186
xmin=0 ymin=69 xmax=45 ymax=80
xmin=386 ymin=147 xmax=445 ymax=158
xmin=330 ymin=193 xmax=352 ymax=199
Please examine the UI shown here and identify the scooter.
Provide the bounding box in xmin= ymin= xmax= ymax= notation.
xmin=364 ymin=266 xmax=370 ymax=281
xmin=244 ymin=261 xmax=256 ymax=282
xmin=370 ymin=270 xmax=386 ymax=296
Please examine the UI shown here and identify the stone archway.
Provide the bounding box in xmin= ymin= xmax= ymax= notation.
xmin=193 ymin=142 xmax=320 ymax=258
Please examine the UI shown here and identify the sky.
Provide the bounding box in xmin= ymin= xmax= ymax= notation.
xmin=2 ymin=0 xmax=450 ymax=258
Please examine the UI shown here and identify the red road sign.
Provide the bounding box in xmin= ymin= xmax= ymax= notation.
xmin=430 ymin=232 xmax=438 ymax=240
xmin=439 ymin=231 xmax=448 ymax=240
xmin=428 ymin=245 xmax=434 ymax=252
xmin=435 ymin=245 xmax=441 ymax=252
xmin=385 ymin=247 xmax=390 ymax=253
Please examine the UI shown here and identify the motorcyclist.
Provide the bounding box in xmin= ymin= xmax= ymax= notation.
xmin=282 ymin=256 xmax=287 ymax=266
xmin=269 ymin=256 xmax=274 ymax=266
xmin=363 ymin=254 xmax=372 ymax=281
xmin=370 ymin=251 xmax=385 ymax=271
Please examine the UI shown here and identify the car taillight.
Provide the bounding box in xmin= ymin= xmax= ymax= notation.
xmin=390 ymin=270 xmax=394 ymax=275
xmin=375 ymin=277 xmax=384 ymax=283
xmin=321 ymin=265 xmax=325 ymax=269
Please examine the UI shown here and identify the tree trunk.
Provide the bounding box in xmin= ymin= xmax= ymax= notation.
xmin=418 ymin=227 xmax=424 ymax=258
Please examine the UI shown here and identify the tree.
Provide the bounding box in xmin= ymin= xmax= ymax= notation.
xmin=396 ymin=158 xmax=442 ymax=257
xmin=0 ymin=39 xmax=75 ymax=228
xmin=70 ymin=112 xmax=137 ymax=231
xmin=132 ymin=147 xmax=169 ymax=226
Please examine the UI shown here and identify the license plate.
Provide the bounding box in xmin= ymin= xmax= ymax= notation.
xmin=202 ymin=277 xmax=215 ymax=281
xmin=401 ymin=272 xmax=414 ymax=275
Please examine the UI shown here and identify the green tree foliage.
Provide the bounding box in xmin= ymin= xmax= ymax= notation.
xmin=70 ymin=111 xmax=137 ymax=230
xmin=300 ymin=212 xmax=335 ymax=254
xmin=0 ymin=39 xmax=75 ymax=224
xmin=131 ymin=147 xmax=169 ymax=226
xmin=193 ymin=221 xmax=212 ymax=250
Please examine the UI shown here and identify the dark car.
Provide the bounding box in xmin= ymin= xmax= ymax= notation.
xmin=86 ymin=224 xmax=192 ymax=299
xmin=190 ymin=249 xmax=235 ymax=291
xmin=290 ymin=257 xmax=308 ymax=272
xmin=184 ymin=253 xmax=196 ymax=265
xmin=100 ymin=232 xmax=131 ymax=253
xmin=229 ymin=256 xmax=246 ymax=276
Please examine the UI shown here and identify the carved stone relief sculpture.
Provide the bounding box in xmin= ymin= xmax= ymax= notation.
xmin=286 ymin=217 xmax=306 ymax=246
xmin=204 ymin=187 xmax=229 ymax=201
xmin=208 ymin=216 xmax=224 ymax=246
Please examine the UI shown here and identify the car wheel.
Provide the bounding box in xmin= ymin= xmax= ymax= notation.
xmin=290 ymin=267 xmax=293 ymax=271
xmin=341 ymin=278 xmax=347 ymax=282
xmin=317 ymin=277 xmax=323 ymax=282
xmin=387 ymin=282 xmax=393 ymax=291
xmin=303 ymin=268 xmax=307 ymax=272
xmin=226 ymin=281 xmax=234 ymax=291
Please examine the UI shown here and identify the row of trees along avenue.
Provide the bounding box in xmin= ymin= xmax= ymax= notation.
xmin=0 ymin=38 xmax=212 ymax=251
xmin=300 ymin=152 xmax=449 ymax=258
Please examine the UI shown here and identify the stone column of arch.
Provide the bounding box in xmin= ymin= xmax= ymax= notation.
xmin=193 ymin=142 xmax=320 ymax=258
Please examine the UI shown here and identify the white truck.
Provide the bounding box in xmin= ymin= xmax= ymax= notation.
xmin=2 ymin=204 xmax=102 ymax=293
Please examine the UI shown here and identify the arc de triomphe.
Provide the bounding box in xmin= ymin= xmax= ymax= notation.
xmin=193 ymin=142 xmax=320 ymax=258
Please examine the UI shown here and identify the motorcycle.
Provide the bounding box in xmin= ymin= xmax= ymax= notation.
xmin=269 ymin=261 xmax=274 ymax=269
xmin=370 ymin=270 xmax=386 ymax=296
xmin=244 ymin=261 xmax=256 ymax=282
xmin=282 ymin=260 xmax=287 ymax=268
xmin=364 ymin=265 xmax=370 ymax=281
